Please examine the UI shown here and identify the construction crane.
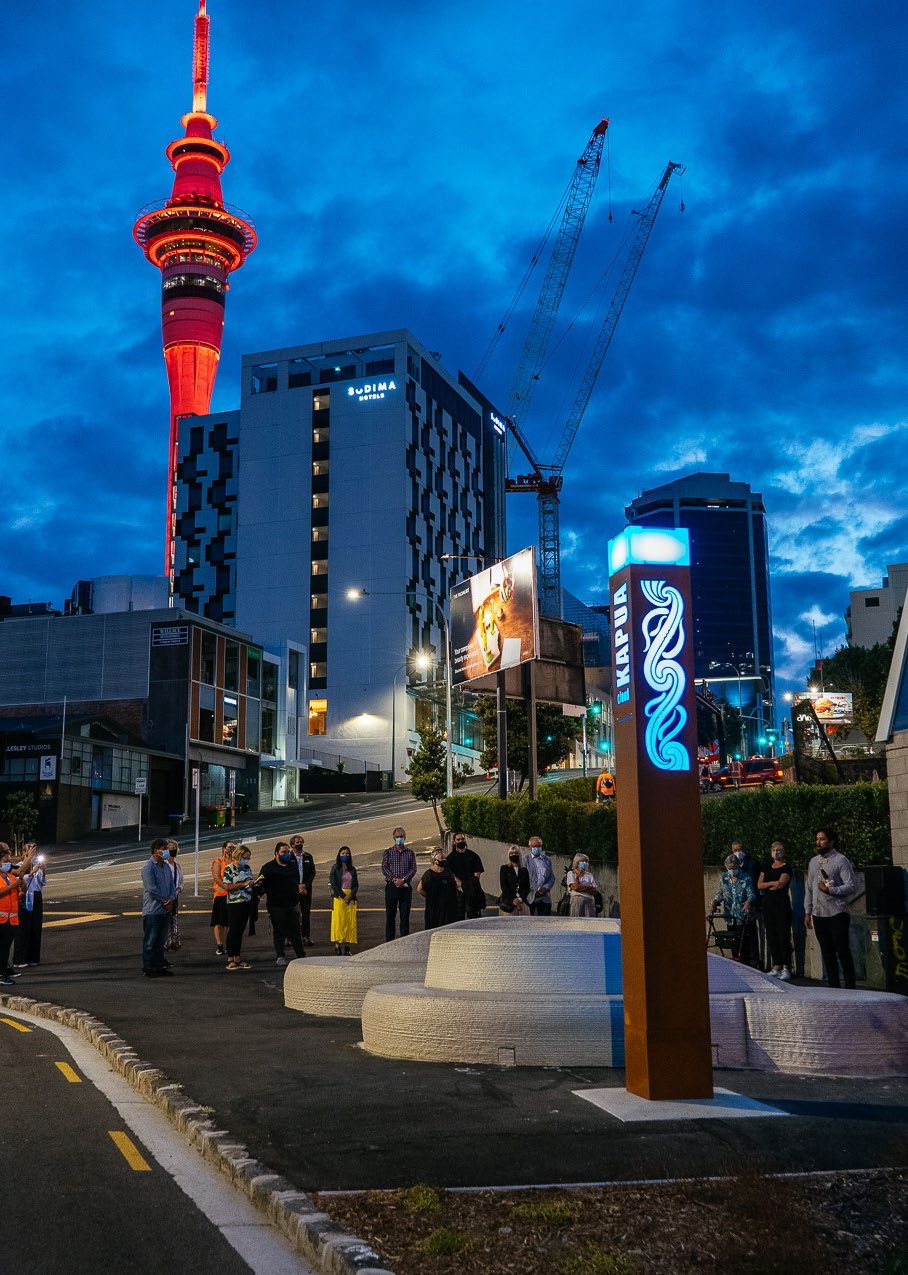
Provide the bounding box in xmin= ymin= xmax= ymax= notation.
xmin=507 ymin=160 xmax=686 ymax=617
xmin=503 ymin=119 xmax=610 ymax=429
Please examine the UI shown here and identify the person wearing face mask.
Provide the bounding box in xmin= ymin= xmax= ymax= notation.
xmin=0 ymin=843 xmax=23 ymax=987
xmin=730 ymin=837 xmax=765 ymax=967
xmin=566 ymin=852 xmax=598 ymax=918
xmin=758 ymin=841 xmax=793 ymax=979
xmin=712 ymin=853 xmax=757 ymax=963
xmin=525 ymin=836 xmax=556 ymax=915
xmin=380 ymin=826 xmax=417 ymax=942
xmin=141 ymin=837 xmax=177 ymax=978
xmin=446 ymin=834 xmax=486 ymax=920
xmin=222 ymin=846 xmax=256 ymax=970
xmin=254 ymin=841 xmax=305 ymax=966
xmin=288 ymin=835 xmax=316 ymax=946
xmin=498 ymin=846 xmax=531 ymax=916
xmin=329 ymin=847 xmax=359 ymax=955
xmin=418 ymin=847 xmax=459 ymax=929
xmin=14 ymin=841 xmax=45 ymax=969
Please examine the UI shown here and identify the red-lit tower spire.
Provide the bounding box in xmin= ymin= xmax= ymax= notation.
xmin=134 ymin=1 xmax=256 ymax=575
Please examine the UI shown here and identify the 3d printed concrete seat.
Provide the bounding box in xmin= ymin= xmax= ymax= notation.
xmin=283 ymin=919 xmax=516 ymax=1018
xmin=285 ymin=917 xmax=908 ymax=1076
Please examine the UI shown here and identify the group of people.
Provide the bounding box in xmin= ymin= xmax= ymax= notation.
xmin=0 ymin=840 xmax=47 ymax=986
xmin=711 ymin=829 xmax=858 ymax=987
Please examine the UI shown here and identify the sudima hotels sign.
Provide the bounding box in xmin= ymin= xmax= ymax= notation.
xmin=346 ymin=380 xmax=397 ymax=403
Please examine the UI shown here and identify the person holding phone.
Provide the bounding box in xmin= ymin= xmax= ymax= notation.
xmin=804 ymin=829 xmax=857 ymax=988
xmin=14 ymin=842 xmax=46 ymax=968
xmin=0 ymin=843 xmax=23 ymax=986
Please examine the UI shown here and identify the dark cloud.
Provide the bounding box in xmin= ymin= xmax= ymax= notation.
xmin=1 ymin=0 xmax=906 ymax=706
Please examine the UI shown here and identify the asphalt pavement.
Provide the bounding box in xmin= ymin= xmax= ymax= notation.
xmin=5 ymin=802 xmax=907 ymax=1198
xmin=0 ymin=1011 xmax=312 ymax=1274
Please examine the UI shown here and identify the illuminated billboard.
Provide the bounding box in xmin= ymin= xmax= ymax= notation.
xmin=449 ymin=548 xmax=539 ymax=685
xmin=802 ymin=691 xmax=853 ymax=723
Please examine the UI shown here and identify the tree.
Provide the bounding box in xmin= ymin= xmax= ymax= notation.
xmin=722 ymin=703 xmax=743 ymax=758
xmin=3 ymin=790 xmax=39 ymax=852
xmin=475 ymin=695 xmax=582 ymax=789
xmin=406 ymin=726 xmax=469 ymax=834
xmin=811 ymin=638 xmax=895 ymax=747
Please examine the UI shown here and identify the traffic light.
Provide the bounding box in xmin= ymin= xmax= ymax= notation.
xmin=589 ymin=700 xmax=602 ymax=717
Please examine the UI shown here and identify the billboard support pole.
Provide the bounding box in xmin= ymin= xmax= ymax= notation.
xmin=497 ymin=671 xmax=508 ymax=799
xmin=524 ymin=661 xmax=539 ymax=801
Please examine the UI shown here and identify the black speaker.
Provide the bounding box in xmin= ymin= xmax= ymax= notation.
xmin=864 ymin=865 xmax=906 ymax=915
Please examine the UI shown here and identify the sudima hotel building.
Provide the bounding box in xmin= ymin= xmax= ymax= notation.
xmin=172 ymin=328 xmax=507 ymax=789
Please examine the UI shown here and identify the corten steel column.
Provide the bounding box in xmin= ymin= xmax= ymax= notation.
xmin=608 ymin=526 xmax=713 ymax=1099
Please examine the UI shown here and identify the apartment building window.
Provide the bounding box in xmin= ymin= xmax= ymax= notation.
xmin=246 ymin=650 xmax=261 ymax=698
xmin=261 ymin=707 xmax=276 ymax=755
xmin=222 ymin=695 xmax=239 ymax=747
xmin=288 ymin=358 xmax=311 ymax=388
xmin=308 ymin=699 xmax=327 ymax=736
xmin=224 ymin=640 xmax=239 ymax=692
xmin=201 ymin=631 xmax=217 ymax=685
xmin=251 ymin=363 xmax=278 ymax=393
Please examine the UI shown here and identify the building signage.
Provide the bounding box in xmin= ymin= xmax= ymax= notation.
xmin=346 ymin=380 xmax=396 ymax=403
xmin=449 ymin=547 xmax=539 ymax=686
xmin=799 ymin=690 xmax=853 ymax=723
xmin=151 ymin=624 xmax=189 ymax=647
xmin=134 ymin=777 xmax=148 ymax=795
xmin=489 ymin=410 xmax=507 ymax=436
xmin=39 ymin=755 xmax=58 ymax=780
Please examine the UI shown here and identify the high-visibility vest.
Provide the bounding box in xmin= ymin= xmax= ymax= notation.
xmin=0 ymin=871 xmax=19 ymax=926
xmin=597 ymin=772 xmax=616 ymax=796
xmin=211 ymin=856 xmax=227 ymax=899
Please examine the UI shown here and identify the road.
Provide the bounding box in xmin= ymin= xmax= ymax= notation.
xmin=0 ymin=1010 xmax=313 ymax=1274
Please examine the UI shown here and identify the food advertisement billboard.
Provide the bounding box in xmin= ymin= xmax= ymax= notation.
xmin=449 ymin=548 xmax=539 ymax=685
xmin=808 ymin=691 xmax=853 ymax=722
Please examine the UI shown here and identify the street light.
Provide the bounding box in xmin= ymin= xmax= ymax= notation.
xmin=347 ymin=587 xmax=455 ymax=797
xmin=391 ymin=651 xmax=431 ymax=782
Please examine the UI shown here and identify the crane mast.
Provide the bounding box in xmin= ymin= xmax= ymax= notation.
xmin=507 ymin=119 xmax=609 ymax=428
xmin=507 ymin=160 xmax=685 ymax=617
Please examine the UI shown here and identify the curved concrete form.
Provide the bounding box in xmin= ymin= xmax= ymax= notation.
xmin=286 ymin=918 xmax=908 ymax=1077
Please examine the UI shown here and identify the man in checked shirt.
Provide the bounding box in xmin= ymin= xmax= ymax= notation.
xmin=381 ymin=826 xmax=417 ymax=942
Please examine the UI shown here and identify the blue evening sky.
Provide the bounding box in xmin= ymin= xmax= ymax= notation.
xmin=2 ymin=0 xmax=906 ymax=693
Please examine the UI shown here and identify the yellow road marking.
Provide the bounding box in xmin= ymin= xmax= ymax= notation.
xmin=54 ymin=1061 xmax=81 ymax=1083
xmin=108 ymin=1131 xmax=151 ymax=1171
xmin=43 ymin=913 xmax=117 ymax=929
xmin=0 ymin=1017 xmax=31 ymax=1033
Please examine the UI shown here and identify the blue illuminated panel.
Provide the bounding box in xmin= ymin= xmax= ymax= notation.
xmin=608 ymin=526 xmax=690 ymax=576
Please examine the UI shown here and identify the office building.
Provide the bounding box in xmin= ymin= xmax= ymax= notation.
xmin=846 ymin=562 xmax=908 ymax=649
xmin=625 ymin=472 xmax=774 ymax=752
xmin=0 ymin=608 xmax=266 ymax=839
xmin=172 ymin=328 xmax=508 ymax=779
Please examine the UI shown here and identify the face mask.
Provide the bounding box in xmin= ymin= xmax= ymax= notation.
xmin=161 ymin=848 xmax=170 ymax=860
xmin=0 ymin=862 xmax=10 ymax=873
xmin=531 ymin=846 xmax=542 ymax=857
xmin=279 ymin=853 xmax=292 ymax=863
xmin=509 ymin=856 xmax=521 ymax=865
xmin=292 ymin=845 xmax=303 ymax=853
xmin=772 ymin=851 xmax=784 ymax=861
xmin=578 ymin=861 xmax=588 ymax=871
xmin=395 ymin=837 xmax=405 ymax=846
xmin=434 ymin=857 xmax=445 ymax=867
xmin=728 ymin=869 xmax=738 ymax=877
xmin=735 ymin=851 xmax=744 ymax=860
xmin=340 ymin=855 xmax=351 ymax=863
xmin=454 ymin=841 xmax=465 ymax=849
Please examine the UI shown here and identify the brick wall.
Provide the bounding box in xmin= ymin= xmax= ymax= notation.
xmin=885 ymin=731 xmax=908 ymax=870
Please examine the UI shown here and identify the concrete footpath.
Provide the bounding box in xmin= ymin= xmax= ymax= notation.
xmin=6 ymin=853 xmax=908 ymax=1198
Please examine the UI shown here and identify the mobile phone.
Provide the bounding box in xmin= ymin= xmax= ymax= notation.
xmin=36 ymin=854 xmax=46 ymax=864
xmin=819 ymin=868 xmax=829 ymax=880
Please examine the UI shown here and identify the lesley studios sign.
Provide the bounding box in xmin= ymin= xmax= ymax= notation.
xmin=608 ymin=527 xmax=697 ymax=775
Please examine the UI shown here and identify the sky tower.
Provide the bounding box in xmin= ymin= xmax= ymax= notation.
xmin=134 ymin=1 xmax=256 ymax=575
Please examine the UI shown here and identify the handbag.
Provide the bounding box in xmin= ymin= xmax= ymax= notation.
xmin=556 ymin=892 xmax=571 ymax=916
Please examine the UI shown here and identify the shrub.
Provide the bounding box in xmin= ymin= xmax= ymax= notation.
xmin=560 ymin=1246 xmax=640 ymax=1275
xmin=403 ymin=1183 xmax=441 ymax=1213
xmin=701 ymin=782 xmax=891 ymax=867
xmin=512 ymin=1198 xmax=579 ymax=1227
xmin=443 ymin=783 xmax=892 ymax=868
xmin=418 ymin=1227 xmax=470 ymax=1256
xmin=539 ymin=776 xmax=598 ymax=803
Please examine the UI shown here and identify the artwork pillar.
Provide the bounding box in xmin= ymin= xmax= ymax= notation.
xmin=608 ymin=526 xmax=713 ymax=1099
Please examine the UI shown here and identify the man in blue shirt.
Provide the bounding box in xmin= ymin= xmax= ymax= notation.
xmin=142 ymin=837 xmax=177 ymax=978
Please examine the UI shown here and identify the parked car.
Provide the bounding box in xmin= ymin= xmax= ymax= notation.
xmin=708 ymin=758 xmax=785 ymax=790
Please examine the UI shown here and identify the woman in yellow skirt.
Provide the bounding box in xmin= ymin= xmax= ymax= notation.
xmin=329 ymin=846 xmax=359 ymax=954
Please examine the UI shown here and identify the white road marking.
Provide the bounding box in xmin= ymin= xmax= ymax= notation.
xmin=1 ymin=1009 xmax=315 ymax=1274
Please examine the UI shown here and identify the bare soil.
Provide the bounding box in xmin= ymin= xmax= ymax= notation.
xmin=319 ymin=1169 xmax=908 ymax=1275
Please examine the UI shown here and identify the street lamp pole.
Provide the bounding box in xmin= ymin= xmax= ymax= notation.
xmin=348 ymin=590 xmax=453 ymax=797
